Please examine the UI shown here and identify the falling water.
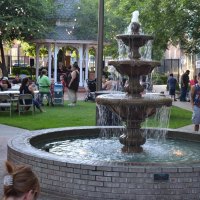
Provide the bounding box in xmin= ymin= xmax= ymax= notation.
xmin=144 ymin=106 xmax=171 ymax=140
xmin=141 ymin=40 xmax=152 ymax=60
xmin=118 ymin=40 xmax=127 ymax=60
xmin=97 ymin=104 xmax=123 ymax=138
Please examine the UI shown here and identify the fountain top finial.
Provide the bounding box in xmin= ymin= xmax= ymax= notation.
xmin=131 ymin=10 xmax=139 ymax=23
xmin=130 ymin=11 xmax=140 ymax=35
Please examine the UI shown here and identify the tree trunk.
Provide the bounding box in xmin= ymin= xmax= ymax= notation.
xmin=0 ymin=39 xmax=8 ymax=77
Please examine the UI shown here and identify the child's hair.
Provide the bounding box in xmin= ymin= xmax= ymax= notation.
xmin=3 ymin=161 xmax=40 ymax=199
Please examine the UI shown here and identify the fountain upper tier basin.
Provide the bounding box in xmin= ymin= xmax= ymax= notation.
xmin=116 ymin=34 xmax=153 ymax=47
xmin=108 ymin=59 xmax=160 ymax=76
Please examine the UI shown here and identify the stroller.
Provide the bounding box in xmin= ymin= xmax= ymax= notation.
xmin=51 ymin=82 xmax=64 ymax=105
xmin=84 ymin=79 xmax=96 ymax=102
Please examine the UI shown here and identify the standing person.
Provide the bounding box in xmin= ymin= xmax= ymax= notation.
xmin=180 ymin=70 xmax=190 ymax=101
xmin=191 ymin=72 xmax=200 ymax=131
xmin=37 ymin=69 xmax=51 ymax=106
xmin=190 ymin=75 xmax=198 ymax=87
xmin=60 ymin=74 xmax=66 ymax=94
xmin=167 ymin=73 xmax=177 ymax=101
xmin=2 ymin=161 xmax=40 ymax=200
xmin=67 ymin=62 xmax=79 ymax=106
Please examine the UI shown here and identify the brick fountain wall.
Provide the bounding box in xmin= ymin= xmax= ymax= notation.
xmin=7 ymin=127 xmax=200 ymax=200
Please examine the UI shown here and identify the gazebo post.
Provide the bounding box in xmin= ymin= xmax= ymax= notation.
xmin=85 ymin=45 xmax=89 ymax=81
xmin=36 ymin=44 xmax=40 ymax=79
xmin=79 ymin=45 xmax=83 ymax=86
xmin=48 ymin=43 xmax=52 ymax=79
xmin=54 ymin=43 xmax=58 ymax=82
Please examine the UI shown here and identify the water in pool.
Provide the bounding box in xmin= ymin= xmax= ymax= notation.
xmin=38 ymin=137 xmax=200 ymax=163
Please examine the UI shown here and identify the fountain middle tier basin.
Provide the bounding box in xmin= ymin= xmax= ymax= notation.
xmin=108 ymin=59 xmax=160 ymax=76
xmin=96 ymin=93 xmax=172 ymax=120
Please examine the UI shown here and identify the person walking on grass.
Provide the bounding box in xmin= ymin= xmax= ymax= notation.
xmin=191 ymin=72 xmax=200 ymax=131
xmin=167 ymin=73 xmax=177 ymax=101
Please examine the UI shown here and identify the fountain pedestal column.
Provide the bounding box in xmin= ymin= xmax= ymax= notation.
xmin=120 ymin=129 xmax=146 ymax=153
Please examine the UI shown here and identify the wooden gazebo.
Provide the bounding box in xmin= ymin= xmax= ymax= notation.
xmin=33 ymin=0 xmax=98 ymax=86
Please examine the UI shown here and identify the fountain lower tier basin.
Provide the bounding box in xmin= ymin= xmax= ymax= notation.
xmin=96 ymin=93 xmax=172 ymax=120
xmin=7 ymin=127 xmax=200 ymax=200
xmin=108 ymin=59 xmax=160 ymax=76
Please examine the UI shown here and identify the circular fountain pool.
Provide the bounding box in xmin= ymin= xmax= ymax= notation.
xmin=7 ymin=127 xmax=200 ymax=199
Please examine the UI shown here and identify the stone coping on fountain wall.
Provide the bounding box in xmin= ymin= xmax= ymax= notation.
xmin=7 ymin=127 xmax=200 ymax=199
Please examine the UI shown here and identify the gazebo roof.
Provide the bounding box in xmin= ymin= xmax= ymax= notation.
xmin=34 ymin=0 xmax=97 ymax=45
xmin=47 ymin=26 xmax=80 ymax=41
xmin=55 ymin=0 xmax=79 ymax=19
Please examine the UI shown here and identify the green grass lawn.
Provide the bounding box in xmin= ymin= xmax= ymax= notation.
xmin=169 ymin=106 xmax=192 ymax=128
xmin=0 ymin=101 xmax=192 ymax=130
xmin=0 ymin=101 xmax=96 ymax=130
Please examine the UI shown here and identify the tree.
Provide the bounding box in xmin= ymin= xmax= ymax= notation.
xmin=74 ymin=0 xmax=98 ymax=40
xmin=75 ymin=0 xmax=200 ymax=60
xmin=139 ymin=0 xmax=200 ymax=57
xmin=0 ymin=0 xmax=55 ymax=76
xmin=74 ymin=0 xmax=129 ymax=58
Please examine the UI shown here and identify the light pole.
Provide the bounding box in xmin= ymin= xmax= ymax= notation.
xmin=96 ymin=0 xmax=104 ymax=91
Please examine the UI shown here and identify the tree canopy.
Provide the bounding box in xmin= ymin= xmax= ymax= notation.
xmin=74 ymin=0 xmax=200 ymax=60
xmin=0 ymin=0 xmax=55 ymax=76
xmin=139 ymin=0 xmax=200 ymax=57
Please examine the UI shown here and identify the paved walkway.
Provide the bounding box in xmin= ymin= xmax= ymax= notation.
xmin=0 ymin=88 xmax=194 ymax=199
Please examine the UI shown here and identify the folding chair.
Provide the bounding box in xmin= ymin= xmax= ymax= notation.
xmin=0 ymin=94 xmax=12 ymax=116
xmin=18 ymin=94 xmax=34 ymax=115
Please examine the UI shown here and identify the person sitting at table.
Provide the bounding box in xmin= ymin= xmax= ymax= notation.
xmin=102 ymin=75 xmax=117 ymax=91
xmin=12 ymin=74 xmax=21 ymax=84
xmin=0 ymin=77 xmax=11 ymax=91
xmin=19 ymin=77 xmax=44 ymax=112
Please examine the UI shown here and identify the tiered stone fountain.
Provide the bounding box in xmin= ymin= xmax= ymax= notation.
xmin=96 ymin=21 xmax=172 ymax=153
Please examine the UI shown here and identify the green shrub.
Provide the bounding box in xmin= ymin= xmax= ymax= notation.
xmin=12 ymin=66 xmax=36 ymax=76
xmin=25 ymin=67 xmax=36 ymax=76
xmin=12 ymin=67 xmax=21 ymax=75
xmin=152 ymin=73 xmax=168 ymax=85
xmin=20 ymin=69 xmax=30 ymax=75
xmin=176 ymin=83 xmax=180 ymax=91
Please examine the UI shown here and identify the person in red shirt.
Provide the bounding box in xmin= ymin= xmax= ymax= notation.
xmin=190 ymin=75 xmax=198 ymax=87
